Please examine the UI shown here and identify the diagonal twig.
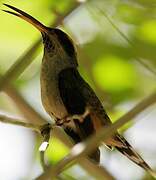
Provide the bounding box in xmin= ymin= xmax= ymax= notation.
xmin=0 ymin=113 xmax=41 ymax=133
xmin=3 ymin=83 xmax=46 ymax=124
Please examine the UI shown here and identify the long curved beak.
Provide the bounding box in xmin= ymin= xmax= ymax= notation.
xmin=2 ymin=3 xmax=48 ymax=33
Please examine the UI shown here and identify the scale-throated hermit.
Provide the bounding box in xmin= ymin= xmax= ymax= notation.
xmin=3 ymin=3 xmax=156 ymax=177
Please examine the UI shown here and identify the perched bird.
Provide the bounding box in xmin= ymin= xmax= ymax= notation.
xmin=3 ymin=3 xmax=156 ymax=177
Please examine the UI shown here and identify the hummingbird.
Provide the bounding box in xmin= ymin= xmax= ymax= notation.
xmin=3 ymin=4 xmax=156 ymax=177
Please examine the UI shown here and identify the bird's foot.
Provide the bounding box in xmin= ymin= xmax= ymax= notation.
xmin=56 ymin=119 xmax=64 ymax=126
xmin=56 ymin=108 xmax=90 ymax=126
xmin=66 ymin=108 xmax=90 ymax=123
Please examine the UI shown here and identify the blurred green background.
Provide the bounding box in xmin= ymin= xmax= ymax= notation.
xmin=0 ymin=0 xmax=156 ymax=179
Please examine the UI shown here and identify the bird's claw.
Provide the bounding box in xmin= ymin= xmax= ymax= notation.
xmin=56 ymin=108 xmax=90 ymax=126
xmin=67 ymin=108 xmax=90 ymax=123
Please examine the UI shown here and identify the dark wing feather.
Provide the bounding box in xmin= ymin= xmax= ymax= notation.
xmin=58 ymin=68 xmax=100 ymax=162
xmin=58 ymin=68 xmax=85 ymax=115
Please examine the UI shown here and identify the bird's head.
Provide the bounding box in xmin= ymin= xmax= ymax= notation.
xmin=3 ymin=4 xmax=78 ymax=66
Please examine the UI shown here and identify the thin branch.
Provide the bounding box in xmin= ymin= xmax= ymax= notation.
xmin=37 ymin=92 xmax=156 ymax=179
xmin=4 ymin=84 xmax=46 ymax=125
xmin=40 ymin=151 xmax=47 ymax=171
xmin=0 ymin=114 xmax=41 ymax=133
xmin=81 ymin=159 xmax=115 ymax=180
xmin=0 ymin=1 xmax=80 ymax=92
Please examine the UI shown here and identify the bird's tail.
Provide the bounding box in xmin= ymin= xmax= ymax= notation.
xmin=114 ymin=134 xmax=156 ymax=178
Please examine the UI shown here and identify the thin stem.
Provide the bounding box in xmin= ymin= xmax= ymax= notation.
xmin=40 ymin=151 xmax=47 ymax=171
xmin=0 ymin=114 xmax=40 ymax=133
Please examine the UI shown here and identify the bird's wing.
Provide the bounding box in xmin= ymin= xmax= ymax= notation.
xmin=77 ymin=72 xmax=126 ymax=147
xmin=58 ymin=67 xmax=100 ymax=162
xmin=59 ymin=68 xmax=120 ymax=147
xmin=78 ymin=72 xmax=154 ymax=174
